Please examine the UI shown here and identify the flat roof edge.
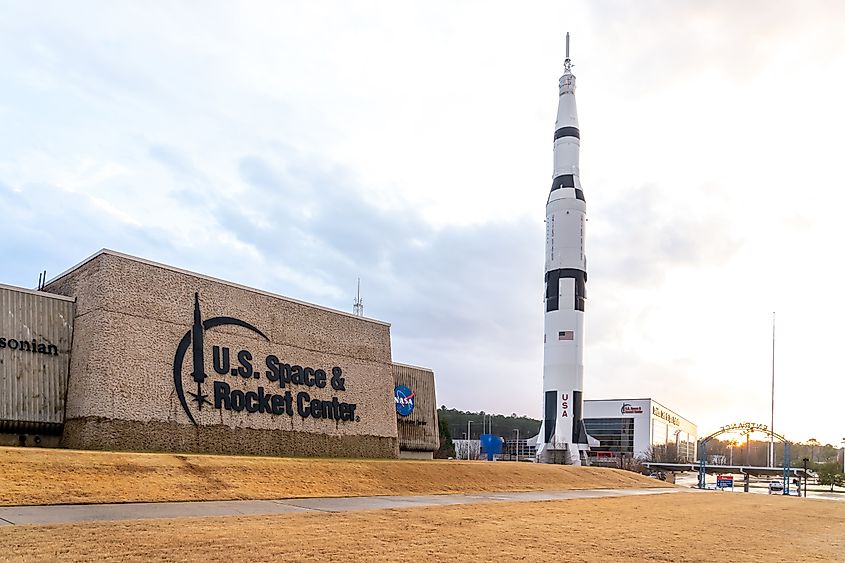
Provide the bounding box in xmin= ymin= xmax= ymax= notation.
xmin=45 ymin=249 xmax=391 ymax=327
xmin=0 ymin=282 xmax=77 ymax=302
xmin=392 ymin=361 xmax=435 ymax=372
xmin=585 ymin=398 xmax=696 ymax=427
xmin=585 ymin=398 xmax=654 ymax=402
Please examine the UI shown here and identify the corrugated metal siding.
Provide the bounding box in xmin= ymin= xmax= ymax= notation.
xmin=393 ymin=363 xmax=439 ymax=452
xmin=0 ymin=285 xmax=74 ymax=433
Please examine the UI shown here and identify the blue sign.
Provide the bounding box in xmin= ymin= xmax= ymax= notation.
xmin=394 ymin=385 xmax=415 ymax=416
xmin=716 ymin=475 xmax=734 ymax=488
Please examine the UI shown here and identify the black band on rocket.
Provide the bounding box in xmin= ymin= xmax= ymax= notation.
xmin=554 ymin=174 xmax=575 ymax=188
xmin=544 ymin=390 xmax=557 ymax=443
xmin=550 ymin=175 xmax=585 ymax=201
xmin=572 ymin=391 xmax=587 ymax=444
xmin=572 ymin=390 xmax=588 ymax=443
xmin=545 ymin=268 xmax=586 ymax=312
xmin=554 ymin=126 xmax=580 ymax=140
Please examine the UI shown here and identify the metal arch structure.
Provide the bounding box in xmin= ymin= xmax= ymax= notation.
xmin=701 ymin=422 xmax=788 ymax=445
xmin=697 ymin=422 xmax=793 ymax=493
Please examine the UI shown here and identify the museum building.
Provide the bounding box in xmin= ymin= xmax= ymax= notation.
xmin=0 ymin=250 xmax=439 ymax=459
xmin=583 ymin=398 xmax=697 ymax=462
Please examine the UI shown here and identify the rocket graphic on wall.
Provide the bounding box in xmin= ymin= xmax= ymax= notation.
xmin=189 ymin=293 xmax=211 ymax=409
xmin=536 ymin=33 xmax=592 ymax=465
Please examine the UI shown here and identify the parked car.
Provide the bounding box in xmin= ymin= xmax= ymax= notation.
xmin=768 ymin=480 xmax=785 ymax=494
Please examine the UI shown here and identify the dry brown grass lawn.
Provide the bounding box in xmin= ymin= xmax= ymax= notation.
xmin=0 ymin=447 xmax=666 ymax=506
xmin=1 ymin=492 xmax=843 ymax=562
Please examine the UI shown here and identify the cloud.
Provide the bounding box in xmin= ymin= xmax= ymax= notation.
xmin=0 ymin=180 xmax=177 ymax=287
xmin=228 ymin=151 xmax=544 ymax=343
xmin=590 ymin=184 xmax=741 ymax=286
xmin=589 ymin=0 xmax=845 ymax=93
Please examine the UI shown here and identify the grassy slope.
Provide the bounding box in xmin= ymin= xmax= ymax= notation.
xmin=2 ymin=493 xmax=844 ymax=562
xmin=0 ymin=446 xmax=666 ymax=506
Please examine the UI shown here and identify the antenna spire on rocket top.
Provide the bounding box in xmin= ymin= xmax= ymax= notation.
xmin=559 ymin=32 xmax=576 ymax=94
xmin=563 ymin=32 xmax=573 ymax=75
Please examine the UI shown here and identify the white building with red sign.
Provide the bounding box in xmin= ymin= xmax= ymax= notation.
xmin=582 ymin=398 xmax=697 ymax=463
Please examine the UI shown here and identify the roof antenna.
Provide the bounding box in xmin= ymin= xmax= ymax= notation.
xmin=353 ymin=278 xmax=364 ymax=317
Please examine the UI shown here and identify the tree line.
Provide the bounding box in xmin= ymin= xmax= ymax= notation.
xmin=699 ymin=437 xmax=842 ymax=466
xmin=436 ymin=406 xmax=540 ymax=440
xmin=434 ymin=406 xmax=541 ymax=459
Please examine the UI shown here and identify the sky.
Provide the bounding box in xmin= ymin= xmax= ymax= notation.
xmin=1 ymin=1 xmax=844 ymax=445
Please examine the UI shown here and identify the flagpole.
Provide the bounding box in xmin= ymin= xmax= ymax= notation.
xmin=770 ymin=312 xmax=775 ymax=467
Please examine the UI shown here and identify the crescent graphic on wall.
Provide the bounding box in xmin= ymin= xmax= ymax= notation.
xmin=173 ymin=293 xmax=269 ymax=426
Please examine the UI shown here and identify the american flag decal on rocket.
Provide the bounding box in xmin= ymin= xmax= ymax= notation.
xmin=558 ymin=331 xmax=574 ymax=341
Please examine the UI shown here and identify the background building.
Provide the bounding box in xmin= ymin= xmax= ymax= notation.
xmin=0 ymin=284 xmax=74 ymax=447
xmin=583 ymin=398 xmax=697 ymax=463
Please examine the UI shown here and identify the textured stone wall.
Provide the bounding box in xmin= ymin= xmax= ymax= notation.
xmin=46 ymin=251 xmax=399 ymax=458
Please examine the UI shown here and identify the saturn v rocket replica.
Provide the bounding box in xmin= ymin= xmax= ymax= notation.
xmin=536 ymin=34 xmax=591 ymax=465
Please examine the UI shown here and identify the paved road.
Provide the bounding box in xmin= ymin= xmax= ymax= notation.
xmin=0 ymin=487 xmax=683 ymax=526
xmin=674 ymin=474 xmax=845 ymax=502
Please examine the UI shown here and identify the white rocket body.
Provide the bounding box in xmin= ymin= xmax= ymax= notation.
xmin=537 ymin=40 xmax=590 ymax=465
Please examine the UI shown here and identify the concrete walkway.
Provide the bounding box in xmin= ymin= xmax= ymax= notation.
xmin=0 ymin=487 xmax=683 ymax=526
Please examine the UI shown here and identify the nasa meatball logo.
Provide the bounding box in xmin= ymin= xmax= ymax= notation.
xmin=394 ymin=385 xmax=415 ymax=417
xmin=173 ymin=292 xmax=358 ymax=426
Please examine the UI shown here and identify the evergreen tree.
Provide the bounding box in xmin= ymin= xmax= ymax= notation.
xmin=435 ymin=414 xmax=456 ymax=459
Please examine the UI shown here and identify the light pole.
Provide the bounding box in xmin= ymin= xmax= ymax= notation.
xmin=744 ymin=430 xmax=751 ymax=466
xmin=802 ymin=458 xmax=809 ymax=498
xmin=770 ymin=312 xmax=775 ymax=467
xmin=841 ymin=438 xmax=845 ymax=475
xmin=466 ymin=420 xmax=475 ymax=460
xmin=674 ymin=429 xmax=681 ymax=461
